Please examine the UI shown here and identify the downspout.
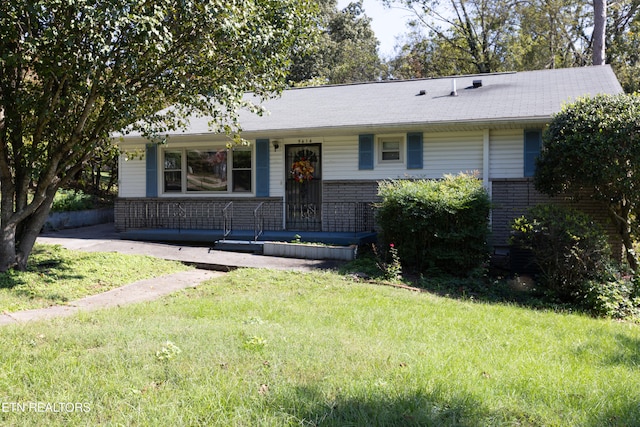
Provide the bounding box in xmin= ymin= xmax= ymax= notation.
xmin=483 ymin=129 xmax=490 ymax=192
xmin=483 ymin=129 xmax=492 ymax=227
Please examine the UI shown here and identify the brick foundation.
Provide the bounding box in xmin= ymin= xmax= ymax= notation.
xmin=491 ymin=179 xmax=622 ymax=258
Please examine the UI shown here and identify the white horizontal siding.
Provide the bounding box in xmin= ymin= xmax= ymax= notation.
xmin=490 ymin=129 xmax=523 ymax=179
xmin=118 ymin=154 xmax=146 ymax=197
xmin=423 ymin=132 xmax=484 ymax=179
xmin=118 ymin=129 xmax=527 ymax=199
xmin=322 ymin=136 xmax=365 ymax=179
xmin=321 ymin=132 xmax=486 ymax=181
xmin=269 ymin=143 xmax=285 ymax=198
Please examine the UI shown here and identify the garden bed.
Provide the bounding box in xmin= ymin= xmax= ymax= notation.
xmin=263 ymin=241 xmax=357 ymax=261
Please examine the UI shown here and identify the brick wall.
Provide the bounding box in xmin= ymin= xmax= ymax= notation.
xmin=322 ymin=181 xmax=379 ymax=232
xmin=322 ymin=180 xmax=380 ymax=204
xmin=491 ymin=179 xmax=622 ymax=258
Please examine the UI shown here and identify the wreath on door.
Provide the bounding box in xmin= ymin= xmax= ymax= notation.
xmin=290 ymin=149 xmax=317 ymax=183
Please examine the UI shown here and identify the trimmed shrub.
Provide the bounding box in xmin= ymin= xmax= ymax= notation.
xmin=375 ymin=173 xmax=491 ymax=276
xmin=510 ymin=204 xmax=612 ymax=302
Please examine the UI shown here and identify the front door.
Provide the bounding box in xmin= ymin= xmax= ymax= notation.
xmin=285 ymin=144 xmax=321 ymax=231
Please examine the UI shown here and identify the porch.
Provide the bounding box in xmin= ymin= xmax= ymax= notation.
xmin=115 ymin=198 xmax=378 ymax=247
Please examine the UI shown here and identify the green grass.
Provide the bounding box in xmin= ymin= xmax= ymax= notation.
xmin=0 ymin=244 xmax=190 ymax=312
xmin=0 ymin=268 xmax=639 ymax=426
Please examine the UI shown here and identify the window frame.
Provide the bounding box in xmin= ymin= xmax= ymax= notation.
xmin=377 ymin=135 xmax=404 ymax=164
xmin=160 ymin=145 xmax=254 ymax=195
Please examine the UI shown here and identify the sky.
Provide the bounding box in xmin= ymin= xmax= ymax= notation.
xmin=336 ymin=0 xmax=415 ymax=58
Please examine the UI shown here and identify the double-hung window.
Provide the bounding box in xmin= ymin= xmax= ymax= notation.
xmin=378 ymin=136 xmax=403 ymax=163
xmin=164 ymin=151 xmax=183 ymax=193
xmin=162 ymin=147 xmax=252 ymax=194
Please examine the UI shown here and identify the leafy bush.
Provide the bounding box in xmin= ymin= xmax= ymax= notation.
xmin=511 ymin=204 xmax=612 ymax=302
xmin=51 ymin=189 xmax=96 ymax=212
xmin=582 ymin=277 xmax=640 ymax=319
xmin=375 ymin=173 xmax=491 ymax=276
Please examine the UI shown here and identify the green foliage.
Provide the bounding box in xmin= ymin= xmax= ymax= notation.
xmin=51 ymin=189 xmax=95 ymax=212
xmin=387 ymin=0 xmax=518 ymax=75
xmin=582 ymin=277 xmax=640 ymax=319
xmin=376 ymin=173 xmax=491 ymax=276
xmin=289 ymin=0 xmax=385 ymax=84
xmin=387 ymin=0 xmax=640 ymax=80
xmin=535 ymin=94 xmax=640 ymax=200
xmin=370 ymin=243 xmax=402 ymax=281
xmin=511 ymin=204 xmax=613 ymax=302
xmin=534 ymin=93 xmax=640 ymax=270
xmin=0 ymin=0 xmax=316 ymax=270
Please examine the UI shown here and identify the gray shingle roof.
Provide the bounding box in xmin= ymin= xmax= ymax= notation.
xmin=134 ymin=66 xmax=624 ymax=137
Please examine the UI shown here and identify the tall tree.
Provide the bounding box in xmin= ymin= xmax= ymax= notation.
xmin=593 ymin=0 xmax=607 ymax=64
xmin=385 ymin=0 xmax=519 ymax=75
xmin=510 ymin=0 xmax=593 ymax=70
xmin=289 ymin=0 xmax=385 ymax=84
xmin=606 ymin=0 xmax=640 ymax=92
xmin=0 ymin=0 xmax=315 ymax=272
xmin=386 ymin=0 xmax=639 ymax=79
xmin=388 ymin=27 xmax=480 ymax=78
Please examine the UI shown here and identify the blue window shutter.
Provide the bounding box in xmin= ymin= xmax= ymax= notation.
xmin=145 ymin=143 xmax=158 ymax=197
xmin=255 ymin=139 xmax=270 ymax=197
xmin=359 ymin=134 xmax=374 ymax=170
xmin=406 ymin=132 xmax=423 ymax=169
xmin=524 ymin=130 xmax=542 ymax=177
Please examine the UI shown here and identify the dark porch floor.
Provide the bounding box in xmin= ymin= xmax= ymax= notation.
xmin=119 ymin=228 xmax=378 ymax=247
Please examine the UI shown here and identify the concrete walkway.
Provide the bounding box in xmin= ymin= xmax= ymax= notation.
xmin=0 ymin=269 xmax=219 ymax=326
xmin=0 ymin=223 xmax=345 ymax=325
xmin=37 ymin=223 xmax=345 ymax=272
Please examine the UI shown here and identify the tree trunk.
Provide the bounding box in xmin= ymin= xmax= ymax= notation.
xmin=593 ymin=0 xmax=606 ymax=65
xmin=0 ymin=187 xmax=57 ymax=272
xmin=608 ymin=205 xmax=638 ymax=272
xmin=0 ymin=224 xmax=18 ymax=272
xmin=16 ymin=205 xmax=53 ymax=271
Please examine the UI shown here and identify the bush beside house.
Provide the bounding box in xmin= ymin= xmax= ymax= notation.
xmin=511 ymin=204 xmax=640 ymax=318
xmin=375 ymin=173 xmax=491 ymax=276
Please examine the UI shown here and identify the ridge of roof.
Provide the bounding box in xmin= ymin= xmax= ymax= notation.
xmin=283 ymin=65 xmax=616 ymax=92
xmin=287 ymin=71 xmax=519 ymax=91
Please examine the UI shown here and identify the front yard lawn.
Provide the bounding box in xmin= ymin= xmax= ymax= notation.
xmin=0 ymin=268 xmax=638 ymax=426
xmin=0 ymin=244 xmax=189 ymax=312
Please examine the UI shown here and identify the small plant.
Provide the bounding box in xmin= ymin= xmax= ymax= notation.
xmin=243 ymin=335 xmax=268 ymax=351
xmin=155 ymin=340 xmax=182 ymax=384
xmin=291 ymin=234 xmax=302 ymax=244
xmin=582 ymin=277 xmax=640 ymax=319
xmin=373 ymin=243 xmax=402 ymax=281
xmin=156 ymin=340 xmax=182 ymax=362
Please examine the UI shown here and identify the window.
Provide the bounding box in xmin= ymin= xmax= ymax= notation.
xmin=378 ymin=136 xmax=403 ymax=163
xmin=187 ymin=149 xmax=227 ymax=192
xmin=163 ymin=151 xmax=182 ymax=193
xmin=162 ymin=147 xmax=252 ymax=194
xmin=232 ymin=149 xmax=252 ymax=192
